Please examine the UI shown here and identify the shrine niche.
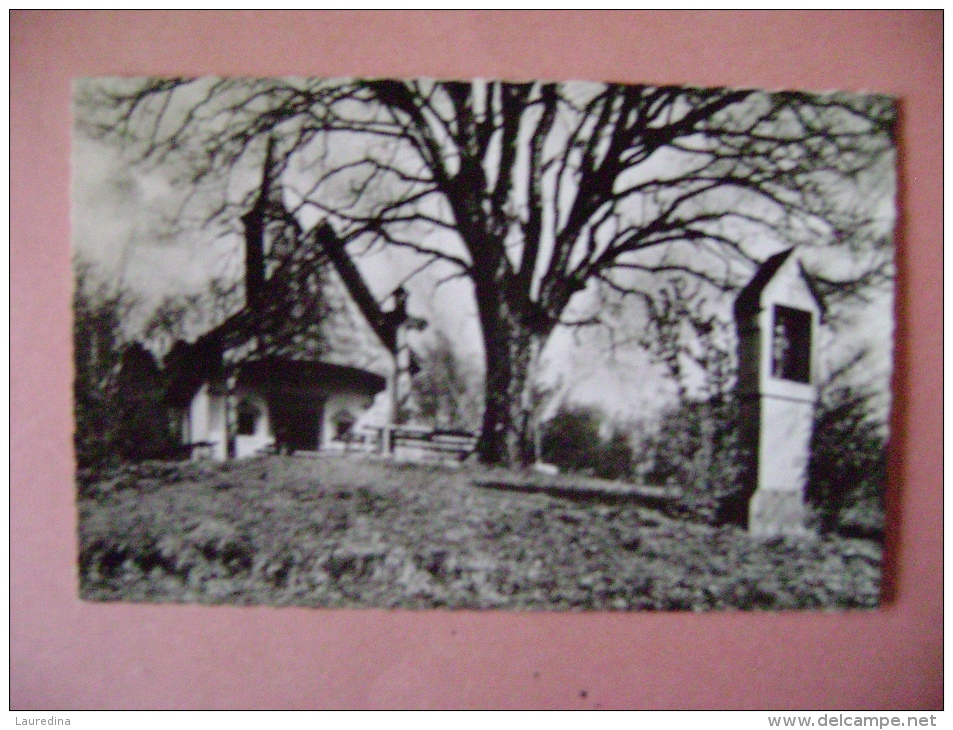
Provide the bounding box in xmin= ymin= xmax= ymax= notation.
xmin=771 ymin=305 xmax=812 ymax=384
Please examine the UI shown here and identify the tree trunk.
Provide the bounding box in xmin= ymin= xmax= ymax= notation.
xmin=474 ymin=280 xmax=551 ymax=468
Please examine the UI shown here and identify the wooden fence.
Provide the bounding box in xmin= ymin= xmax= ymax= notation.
xmin=344 ymin=425 xmax=478 ymax=463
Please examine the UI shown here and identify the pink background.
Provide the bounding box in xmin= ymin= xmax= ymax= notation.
xmin=11 ymin=11 xmax=942 ymax=709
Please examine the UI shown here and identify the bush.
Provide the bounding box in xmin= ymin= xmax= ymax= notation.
xmin=541 ymin=405 xmax=634 ymax=480
xmin=637 ymin=377 xmax=888 ymax=535
xmin=807 ymin=383 xmax=887 ymax=538
xmin=114 ymin=343 xmax=179 ymax=462
xmin=637 ymin=396 xmax=742 ymax=523
xmin=600 ymin=431 xmax=635 ymax=482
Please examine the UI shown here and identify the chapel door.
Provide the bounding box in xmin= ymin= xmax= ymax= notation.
xmin=270 ymin=393 xmax=323 ymax=452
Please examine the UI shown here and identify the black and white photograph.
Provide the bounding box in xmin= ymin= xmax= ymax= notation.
xmin=72 ymin=76 xmax=897 ymax=611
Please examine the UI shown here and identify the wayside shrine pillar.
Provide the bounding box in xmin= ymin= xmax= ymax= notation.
xmin=732 ymin=249 xmax=823 ymax=537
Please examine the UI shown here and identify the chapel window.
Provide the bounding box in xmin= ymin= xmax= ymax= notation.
xmin=334 ymin=410 xmax=356 ymax=441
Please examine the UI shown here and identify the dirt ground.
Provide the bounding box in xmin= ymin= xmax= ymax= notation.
xmin=77 ymin=455 xmax=883 ymax=610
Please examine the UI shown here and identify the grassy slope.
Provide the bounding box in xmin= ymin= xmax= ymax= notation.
xmin=77 ymin=456 xmax=882 ymax=610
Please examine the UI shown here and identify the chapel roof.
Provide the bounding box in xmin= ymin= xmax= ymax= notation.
xmin=164 ymin=151 xmax=395 ymax=404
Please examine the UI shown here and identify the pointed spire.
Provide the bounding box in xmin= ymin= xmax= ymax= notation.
xmin=250 ymin=136 xmax=284 ymax=214
xmin=242 ymin=137 xmax=281 ymax=309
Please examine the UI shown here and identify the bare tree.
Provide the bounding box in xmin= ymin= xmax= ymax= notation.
xmin=77 ymin=77 xmax=895 ymax=467
xmin=412 ymin=329 xmax=483 ymax=432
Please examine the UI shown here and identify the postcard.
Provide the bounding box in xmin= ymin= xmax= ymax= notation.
xmin=72 ymin=77 xmax=896 ymax=610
